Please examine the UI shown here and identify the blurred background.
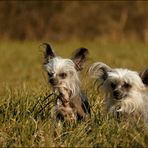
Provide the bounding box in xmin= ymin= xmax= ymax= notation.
xmin=0 ymin=1 xmax=148 ymax=42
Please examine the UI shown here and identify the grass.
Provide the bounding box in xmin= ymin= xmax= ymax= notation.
xmin=0 ymin=41 xmax=148 ymax=147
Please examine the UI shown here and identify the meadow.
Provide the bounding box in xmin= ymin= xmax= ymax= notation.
xmin=0 ymin=41 xmax=148 ymax=147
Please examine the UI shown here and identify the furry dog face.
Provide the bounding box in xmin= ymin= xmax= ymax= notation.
xmin=45 ymin=55 xmax=80 ymax=99
xmin=42 ymin=43 xmax=89 ymax=121
xmin=89 ymin=62 xmax=148 ymax=116
xmin=43 ymin=43 xmax=88 ymax=98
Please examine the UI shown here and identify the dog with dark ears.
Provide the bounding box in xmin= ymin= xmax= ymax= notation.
xmin=43 ymin=43 xmax=90 ymax=122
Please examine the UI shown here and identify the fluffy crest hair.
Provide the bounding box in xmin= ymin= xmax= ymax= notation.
xmin=89 ymin=62 xmax=111 ymax=83
xmin=108 ymin=68 xmax=145 ymax=90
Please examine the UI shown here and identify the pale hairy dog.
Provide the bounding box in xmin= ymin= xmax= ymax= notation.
xmin=43 ymin=43 xmax=90 ymax=122
xmin=89 ymin=62 xmax=148 ymax=123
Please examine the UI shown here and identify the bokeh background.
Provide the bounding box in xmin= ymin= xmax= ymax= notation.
xmin=0 ymin=1 xmax=148 ymax=42
xmin=1 ymin=1 xmax=148 ymax=147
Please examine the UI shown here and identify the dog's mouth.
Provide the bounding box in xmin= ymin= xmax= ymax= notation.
xmin=53 ymin=87 xmax=71 ymax=98
xmin=50 ymin=82 xmax=58 ymax=87
xmin=113 ymin=94 xmax=128 ymax=101
xmin=51 ymin=84 xmax=58 ymax=88
xmin=114 ymin=95 xmax=123 ymax=101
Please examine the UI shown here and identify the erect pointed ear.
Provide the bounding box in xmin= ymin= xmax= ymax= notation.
xmin=139 ymin=68 xmax=148 ymax=86
xmin=41 ymin=43 xmax=56 ymax=64
xmin=89 ymin=62 xmax=112 ymax=82
xmin=71 ymin=47 xmax=89 ymax=71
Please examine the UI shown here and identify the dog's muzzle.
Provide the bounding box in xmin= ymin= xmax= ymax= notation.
xmin=113 ymin=90 xmax=124 ymax=100
xmin=49 ymin=78 xmax=58 ymax=86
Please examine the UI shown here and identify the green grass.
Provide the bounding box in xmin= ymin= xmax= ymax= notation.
xmin=0 ymin=41 xmax=148 ymax=147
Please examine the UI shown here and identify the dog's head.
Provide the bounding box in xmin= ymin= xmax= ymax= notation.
xmin=89 ymin=62 xmax=148 ymax=102
xmin=43 ymin=43 xmax=88 ymax=98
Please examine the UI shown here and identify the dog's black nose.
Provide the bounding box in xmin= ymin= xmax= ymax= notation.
xmin=113 ymin=90 xmax=122 ymax=100
xmin=49 ymin=78 xmax=58 ymax=86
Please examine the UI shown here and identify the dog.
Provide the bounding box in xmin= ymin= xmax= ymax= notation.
xmin=89 ymin=62 xmax=148 ymax=123
xmin=42 ymin=43 xmax=90 ymax=122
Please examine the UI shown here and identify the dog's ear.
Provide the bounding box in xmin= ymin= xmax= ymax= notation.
xmin=89 ymin=62 xmax=111 ymax=81
xmin=72 ymin=48 xmax=89 ymax=71
xmin=139 ymin=68 xmax=148 ymax=86
xmin=42 ymin=43 xmax=56 ymax=63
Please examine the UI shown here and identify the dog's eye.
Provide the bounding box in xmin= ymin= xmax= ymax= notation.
xmin=110 ymin=82 xmax=116 ymax=89
xmin=59 ymin=72 xmax=67 ymax=79
xmin=123 ymin=82 xmax=131 ymax=89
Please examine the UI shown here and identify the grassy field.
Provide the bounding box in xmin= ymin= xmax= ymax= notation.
xmin=0 ymin=41 xmax=148 ymax=147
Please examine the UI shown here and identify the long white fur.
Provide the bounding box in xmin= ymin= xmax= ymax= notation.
xmin=106 ymin=69 xmax=145 ymax=113
xmin=44 ymin=56 xmax=80 ymax=98
xmin=90 ymin=62 xmax=148 ymax=124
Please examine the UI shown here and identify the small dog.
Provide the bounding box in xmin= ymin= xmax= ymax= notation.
xmin=89 ymin=62 xmax=148 ymax=122
xmin=43 ymin=43 xmax=90 ymax=122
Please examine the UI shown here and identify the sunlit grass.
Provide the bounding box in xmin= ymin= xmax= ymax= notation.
xmin=0 ymin=41 xmax=148 ymax=147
